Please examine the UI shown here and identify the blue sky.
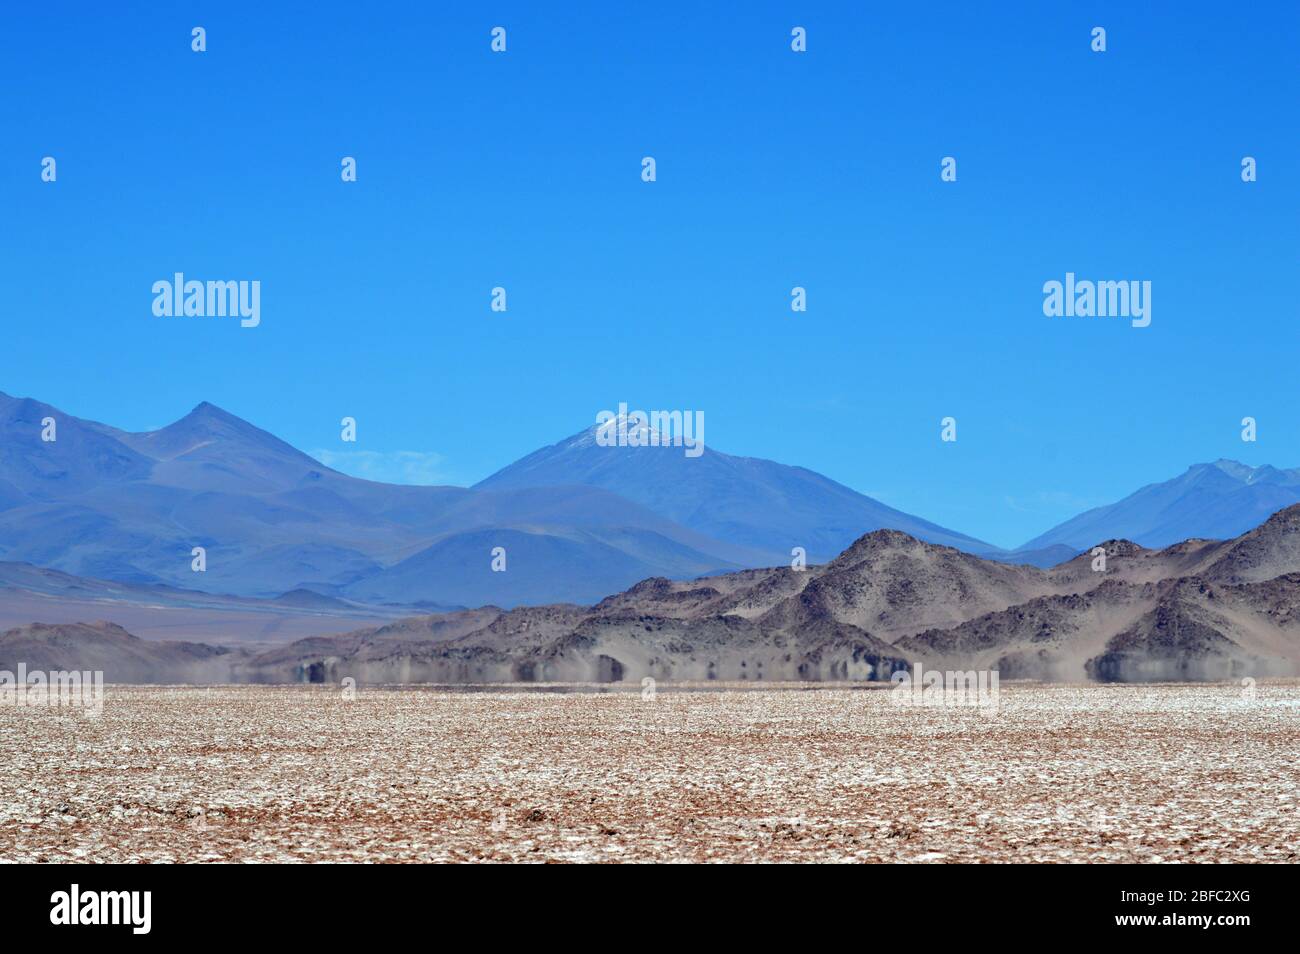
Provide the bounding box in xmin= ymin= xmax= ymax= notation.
xmin=3 ymin=1 xmax=1297 ymax=548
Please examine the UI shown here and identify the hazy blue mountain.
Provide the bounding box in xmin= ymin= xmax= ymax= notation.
xmin=475 ymin=417 xmax=1000 ymax=561
xmin=0 ymin=392 xmax=755 ymax=605
xmin=0 ymin=392 xmax=1004 ymax=605
xmin=0 ymin=393 xmax=153 ymax=499
xmin=995 ymin=543 xmax=1081 ymax=569
xmin=343 ymin=526 xmax=735 ymax=607
xmin=0 ymin=558 xmax=421 ymax=643
xmin=7 ymin=390 xmax=1299 ymax=615
xmin=1021 ymin=460 xmax=1300 ymax=551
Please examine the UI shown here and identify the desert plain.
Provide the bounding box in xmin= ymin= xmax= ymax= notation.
xmin=2 ymin=680 xmax=1297 ymax=863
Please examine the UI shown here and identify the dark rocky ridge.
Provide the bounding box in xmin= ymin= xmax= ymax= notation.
xmin=8 ymin=504 xmax=1300 ymax=684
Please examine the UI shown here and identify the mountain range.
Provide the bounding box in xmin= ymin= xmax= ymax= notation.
xmin=0 ymin=392 xmax=759 ymax=607
xmin=1021 ymin=460 xmax=1300 ymax=551
xmin=0 ymin=390 xmax=1004 ymax=608
xmin=0 ymin=559 xmax=411 ymax=646
xmin=3 ymin=390 xmax=1300 ymax=611
xmin=11 ymin=503 xmax=1300 ymax=684
xmin=475 ymin=416 xmax=997 ymax=559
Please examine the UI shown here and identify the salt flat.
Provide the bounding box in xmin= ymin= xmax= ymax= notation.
xmin=2 ymin=682 xmax=1297 ymax=863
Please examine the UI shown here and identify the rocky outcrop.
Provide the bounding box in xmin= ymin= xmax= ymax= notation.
xmin=12 ymin=505 xmax=1300 ymax=683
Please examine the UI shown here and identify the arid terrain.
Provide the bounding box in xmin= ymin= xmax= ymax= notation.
xmin=9 ymin=503 xmax=1300 ymax=685
xmin=2 ymin=681 xmax=1296 ymax=863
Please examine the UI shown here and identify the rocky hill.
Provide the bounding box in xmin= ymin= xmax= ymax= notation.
xmin=11 ymin=505 xmax=1300 ymax=684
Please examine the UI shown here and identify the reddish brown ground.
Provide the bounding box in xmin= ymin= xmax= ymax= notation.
xmin=2 ymin=682 xmax=1296 ymax=862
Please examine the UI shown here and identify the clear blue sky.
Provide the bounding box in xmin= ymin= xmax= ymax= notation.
xmin=3 ymin=1 xmax=1297 ymax=548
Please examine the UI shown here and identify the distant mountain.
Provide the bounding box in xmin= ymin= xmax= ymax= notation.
xmin=475 ymin=415 xmax=1000 ymax=561
xmin=340 ymin=525 xmax=738 ymax=608
xmin=1021 ymin=460 xmax=1300 ymax=552
xmin=0 ymin=559 xmax=418 ymax=644
xmin=25 ymin=505 xmax=1300 ymax=684
xmin=0 ymin=392 xmax=998 ymax=606
xmin=16 ymin=392 xmax=1294 ymax=612
xmin=0 ymin=392 xmax=767 ymax=606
